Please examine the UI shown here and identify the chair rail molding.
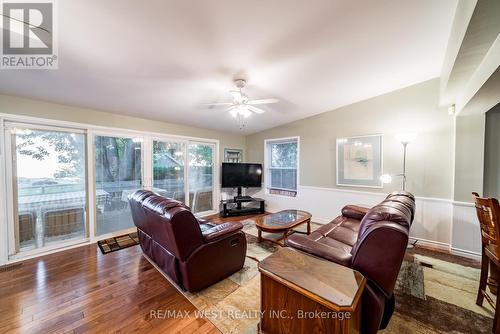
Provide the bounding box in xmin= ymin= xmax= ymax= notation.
xmin=254 ymin=185 xmax=481 ymax=258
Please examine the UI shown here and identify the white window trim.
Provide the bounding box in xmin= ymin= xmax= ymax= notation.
xmin=3 ymin=122 xmax=91 ymax=257
xmin=0 ymin=112 xmax=220 ymax=264
xmin=0 ymin=116 xmax=8 ymax=265
xmin=264 ymin=136 xmax=300 ymax=197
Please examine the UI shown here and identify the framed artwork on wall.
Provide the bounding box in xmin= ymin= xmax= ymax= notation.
xmin=336 ymin=134 xmax=383 ymax=188
xmin=224 ymin=148 xmax=243 ymax=163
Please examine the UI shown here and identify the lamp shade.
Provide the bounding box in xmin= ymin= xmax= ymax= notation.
xmin=379 ymin=174 xmax=393 ymax=184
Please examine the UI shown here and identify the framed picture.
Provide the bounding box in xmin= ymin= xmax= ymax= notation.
xmin=336 ymin=134 xmax=383 ymax=188
xmin=224 ymin=148 xmax=243 ymax=163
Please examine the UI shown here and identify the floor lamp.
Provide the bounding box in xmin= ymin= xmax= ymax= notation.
xmin=395 ymin=133 xmax=417 ymax=191
xmin=380 ymin=133 xmax=417 ymax=189
xmin=380 ymin=132 xmax=417 ymax=247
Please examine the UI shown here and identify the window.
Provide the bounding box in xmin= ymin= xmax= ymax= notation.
xmin=265 ymin=138 xmax=299 ymax=196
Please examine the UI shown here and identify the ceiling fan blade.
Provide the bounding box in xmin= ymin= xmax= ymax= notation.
xmin=247 ymin=98 xmax=279 ymax=105
xmin=200 ymin=102 xmax=234 ymax=106
xmin=230 ymin=90 xmax=243 ymax=103
xmin=247 ymin=105 xmax=266 ymax=114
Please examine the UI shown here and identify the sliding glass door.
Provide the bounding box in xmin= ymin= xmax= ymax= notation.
xmin=7 ymin=124 xmax=87 ymax=252
xmin=188 ymin=143 xmax=215 ymax=213
xmin=3 ymin=121 xmax=217 ymax=259
xmin=94 ymin=136 xmax=215 ymax=235
xmin=153 ymin=140 xmax=185 ymax=202
xmin=151 ymin=139 xmax=215 ymax=213
xmin=94 ymin=135 xmax=142 ymax=235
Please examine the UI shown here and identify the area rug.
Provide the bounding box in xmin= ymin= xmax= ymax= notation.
xmin=97 ymin=232 xmax=139 ymax=254
xmin=161 ymin=220 xmax=495 ymax=334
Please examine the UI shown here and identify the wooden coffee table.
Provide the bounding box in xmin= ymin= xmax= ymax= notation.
xmin=258 ymin=248 xmax=366 ymax=334
xmin=254 ymin=210 xmax=312 ymax=245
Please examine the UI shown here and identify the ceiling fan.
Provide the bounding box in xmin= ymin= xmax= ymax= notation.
xmin=203 ymin=79 xmax=279 ymax=128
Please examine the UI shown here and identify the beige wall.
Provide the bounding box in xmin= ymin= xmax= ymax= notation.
xmin=246 ymin=79 xmax=455 ymax=199
xmin=0 ymin=94 xmax=245 ymax=161
xmin=484 ymin=103 xmax=500 ymax=198
xmin=453 ymin=113 xmax=485 ymax=202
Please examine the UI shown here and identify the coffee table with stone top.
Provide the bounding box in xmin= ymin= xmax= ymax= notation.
xmin=253 ymin=209 xmax=312 ymax=245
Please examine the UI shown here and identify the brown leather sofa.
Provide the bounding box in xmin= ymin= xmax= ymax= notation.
xmin=286 ymin=191 xmax=415 ymax=334
xmin=129 ymin=190 xmax=247 ymax=292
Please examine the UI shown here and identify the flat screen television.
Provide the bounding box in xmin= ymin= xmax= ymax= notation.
xmin=221 ymin=163 xmax=262 ymax=188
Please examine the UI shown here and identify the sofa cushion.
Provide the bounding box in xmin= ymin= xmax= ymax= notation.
xmin=314 ymin=216 xmax=360 ymax=247
xmin=317 ymin=237 xmax=353 ymax=254
xmin=202 ymin=222 xmax=244 ymax=242
xmin=342 ymin=205 xmax=370 ymax=221
xmin=317 ymin=216 xmax=361 ymax=233
xmin=285 ymin=234 xmax=352 ymax=266
xmin=358 ymin=203 xmax=411 ymax=239
xmin=324 ymin=225 xmax=358 ymax=246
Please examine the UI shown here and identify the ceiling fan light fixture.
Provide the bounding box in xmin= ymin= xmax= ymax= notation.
xmin=238 ymin=105 xmax=251 ymax=118
xmin=242 ymin=109 xmax=251 ymax=118
xmin=203 ymin=78 xmax=278 ymax=128
xmin=229 ymin=108 xmax=238 ymax=118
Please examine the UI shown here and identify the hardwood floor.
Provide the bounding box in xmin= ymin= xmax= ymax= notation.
xmin=0 ymin=241 xmax=220 ymax=333
xmin=0 ymin=213 xmax=258 ymax=334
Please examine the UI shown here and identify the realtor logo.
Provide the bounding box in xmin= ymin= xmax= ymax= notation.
xmin=1 ymin=0 xmax=58 ymax=69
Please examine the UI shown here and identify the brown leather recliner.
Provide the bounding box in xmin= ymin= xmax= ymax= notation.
xmin=286 ymin=191 xmax=415 ymax=334
xmin=129 ymin=190 xmax=247 ymax=292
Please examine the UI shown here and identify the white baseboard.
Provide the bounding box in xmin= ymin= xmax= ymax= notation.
xmin=409 ymin=237 xmax=450 ymax=252
xmin=450 ymin=247 xmax=481 ymax=260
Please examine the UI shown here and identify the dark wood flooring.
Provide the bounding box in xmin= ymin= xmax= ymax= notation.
xmin=0 ymin=213 xmax=258 ymax=334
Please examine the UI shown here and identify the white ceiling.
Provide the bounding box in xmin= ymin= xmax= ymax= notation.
xmin=0 ymin=0 xmax=458 ymax=134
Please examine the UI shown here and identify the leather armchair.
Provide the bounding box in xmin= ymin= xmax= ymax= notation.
xmin=129 ymin=190 xmax=247 ymax=292
xmin=286 ymin=191 xmax=415 ymax=334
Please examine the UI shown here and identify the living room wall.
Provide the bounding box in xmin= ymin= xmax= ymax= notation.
xmin=246 ymin=78 xmax=454 ymax=198
xmin=0 ymin=94 xmax=246 ymax=161
xmin=484 ymin=103 xmax=500 ymax=198
xmin=245 ymin=78 xmax=459 ymax=252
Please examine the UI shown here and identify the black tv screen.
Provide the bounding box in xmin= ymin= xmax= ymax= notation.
xmin=221 ymin=163 xmax=262 ymax=188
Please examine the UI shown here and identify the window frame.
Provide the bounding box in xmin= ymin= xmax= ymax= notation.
xmin=92 ymin=131 xmax=145 ymax=237
xmin=264 ymin=136 xmax=300 ymax=196
xmin=4 ymin=122 xmax=90 ymax=256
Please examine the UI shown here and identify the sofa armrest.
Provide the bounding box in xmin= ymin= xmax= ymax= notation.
xmin=342 ymin=205 xmax=370 ymax=221
xmin=202 ymin=222 xmax=243 ymax=242
xmin=197 ymin=217 xmax=211 ymax=225
xmin=285 ymin=234 xmax=352 ymax=267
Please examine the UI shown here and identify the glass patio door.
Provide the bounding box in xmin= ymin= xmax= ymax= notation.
xmin=7 ymin=123 xmax=88 ymax=253
xmin=152 ymin=140 xmax=186 ymax=203
xmin=188 ymin=142 xmax=215 ymax=214
xmin=150 ymin=139 xmax=215 ymax=214
xmin=94 ymin=135 xmax=143 ymax=235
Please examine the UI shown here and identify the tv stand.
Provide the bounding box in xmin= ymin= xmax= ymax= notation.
xmin=220 ymin=191 xmax=265 ymax=217
xmin=233 ymin=186 xmax=251 ymax=202
xmin=234 ymin=195 xmax=252 ymax=201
